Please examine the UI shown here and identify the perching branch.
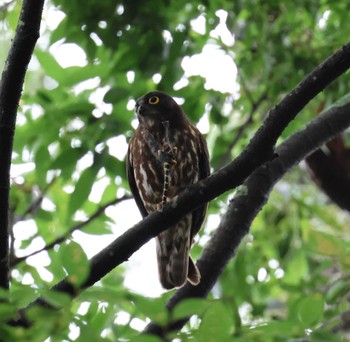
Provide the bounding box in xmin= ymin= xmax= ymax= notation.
xmin=0 ymin=0 xmax=45 ymax=290
xmin=11 ymin=41 xmax=350 ymax=326
xmin=144 ymin=98 xmax=350 ymax=337
xmin=10 ymin=195 xmax=131 ymax=267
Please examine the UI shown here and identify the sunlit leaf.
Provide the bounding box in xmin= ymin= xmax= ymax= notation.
xmin=67 ymin=166 xmax=100 ymax=217
xmin=59 ymin=241 xmax=90 ymax=286
xmin=172 ymin=298 xmax=209 ymax=320
xmin=296 ymin=294 xmax=324 ymax=327
xmin=39 ymin=289 xmax=72 ymax=309
xmin=130 ymin=294 xmax=168 ymax=325
xmin=196 ymin=301 xmax=233 ymax=341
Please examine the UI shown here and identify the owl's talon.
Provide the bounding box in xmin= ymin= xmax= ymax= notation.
xmin=157 ymin=203 xmax=164 ymax=212
xmin=157 ymin=146 xmax=177 ymax=165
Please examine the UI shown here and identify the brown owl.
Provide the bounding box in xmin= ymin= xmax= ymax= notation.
xmin=127 ymin=91 xmax=210 ymax=289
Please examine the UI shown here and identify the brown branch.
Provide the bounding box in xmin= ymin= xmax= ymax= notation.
xmin=0 ymin=0 xmax=45 ymax=290
xmin=10 ymin=195 xmax=131 ymax=266
xmin=9 ymin=41 xmax=350 ymax=327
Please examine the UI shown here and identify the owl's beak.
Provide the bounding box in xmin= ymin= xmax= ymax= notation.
xmin=135 ymin=99 xmax=145 ymax=116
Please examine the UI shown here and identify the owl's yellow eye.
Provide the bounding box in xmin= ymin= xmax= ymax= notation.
xmin=148 ymin=96 xmax=160 ymax=105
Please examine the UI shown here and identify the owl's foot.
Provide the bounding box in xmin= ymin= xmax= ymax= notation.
xmin=156 ymin=202 xmax=164 ymax=212
xmin=157 ymin=144 xmax=177 ymax=165
xmin=157 ymin=196 xmax=171 ymax=212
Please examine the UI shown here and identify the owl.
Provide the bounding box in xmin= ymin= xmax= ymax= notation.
xmin=127 ymin=91 xmax=210 ymax=289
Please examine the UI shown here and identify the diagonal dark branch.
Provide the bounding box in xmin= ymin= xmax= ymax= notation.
xmin=0 ymin=0 xmax=45 ymax=290
xmin=10 ymin=195 xmax=131 ymax=267
xmin=9 ymin=41 xmax=350 ymax=326
xmin=144 ymin=99 xmax=350 ymax=337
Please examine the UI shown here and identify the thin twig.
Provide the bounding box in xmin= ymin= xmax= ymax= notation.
xmin=9 ymin=178 xmax=56 ymax=268
xmin=10 ymin=195 xmax=131 ymax=266
xmin=238 ymin=68 xmax=256 ymax=105
xmin=217 ymin=91 xmax=268 ymax=169
xmin=14 ymin=177 xmax=57 ymax=223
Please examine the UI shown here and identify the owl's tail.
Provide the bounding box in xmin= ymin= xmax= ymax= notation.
xmin=187 ymin=255 xmax=201 ymax=285
xmin=156 ymin=218 xmax=200 ymax=290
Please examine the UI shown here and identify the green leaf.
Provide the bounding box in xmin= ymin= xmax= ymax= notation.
xmin=59 ymin=241 xmax=90 ymax=287
xmin=325 ymin=279 xmax=350 ymax=304
xmin=34 ymin=145 xmax=50 ymax=186
xmin=50 ymin=16 xmax=69 ymax=44
xmin=82 ymin=221 xmax=112 ymax=235
xmin=172 ymin=298 xmax=209 ymax=320
xmin=35 ymin=49 xmax=64 ymax=82
xmin=59 ymin=63 xmax=109 ymax=87
xmin=40 ymin=289 xmax=72 ymax=309
xmin=296 ymin=294 xmax=324 ymax=327
xmin=284 ymin=249 xmax=308 ymax=285
xmin=197 ymin=301 xmax=233 ymax=341
xmin=0 ymin=303 xmax=16 ymax=322
xmin=76 ymin=324 xmax=101 ymax=342
xmin=251 ymin=320 xmax=302 ymax=338
xmin=10 ymin=286 xmax=38 ymax=307
xmin=130 ymin=295 xmax=168 ymax=325
xmin=35 ymin=49 xmax=109 ymax=88
xmin=67 ymin=165 xmax=100 ymax=217
xmin=80 ymin=286 xmax=124 ymax=304
xmin=104 ymin=86 xmax=130 ymax=103
xmin=51 ymin=147 xmax=85 ymax=179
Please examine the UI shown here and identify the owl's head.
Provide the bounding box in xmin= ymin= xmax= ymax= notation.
xmin=135 ymin=91 xmax=185 ymax=126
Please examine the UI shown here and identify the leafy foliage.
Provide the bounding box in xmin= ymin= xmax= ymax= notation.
xmin=1 ymin=0 xmax=350 ymax=340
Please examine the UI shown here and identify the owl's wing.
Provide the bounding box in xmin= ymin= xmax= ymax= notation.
xmin=190 ymin=131 xmax=210 ymax=239
xmin=127 ymin=141 xmax=149 ymax=218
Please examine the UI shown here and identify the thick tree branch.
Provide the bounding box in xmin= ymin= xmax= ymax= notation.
xmin=0 ymin=0 xmax=45 ymax=290
xmin=10 ymin=42 xmax=350 ymax=326
xmin=144 ymin=99 xmax=350 ymax=337
xmin=10 ymin=195 xmax=131 ymax=266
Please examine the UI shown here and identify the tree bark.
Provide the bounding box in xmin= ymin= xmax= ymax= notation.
xmin=0 ymin=0 xmax=45 ymax=290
